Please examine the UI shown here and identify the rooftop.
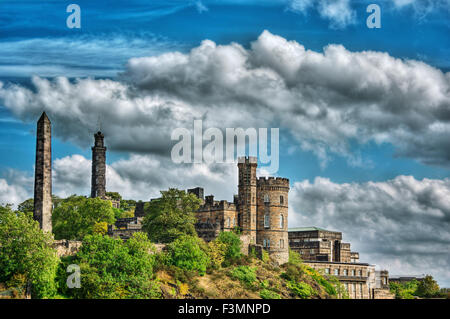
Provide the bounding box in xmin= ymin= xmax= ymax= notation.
xmin=288 ymin=226 xmax=333 ymax=232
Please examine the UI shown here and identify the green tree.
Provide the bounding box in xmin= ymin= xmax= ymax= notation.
xmin=58 ymin=233 xmax=159 ymax=299
xmin=0 ymin=205 xmax=59 ymax=298
xmin=216 ymin=231 xmax=242 ymax=263
xmin=142 ymin=189 xmax=201 ymax=243
xmin=52 ymin=196 xmax=115 ymax=240
xmin=167 ymin=235 xmax=210 ymax=275
xmin=416 ymin=275 xmax=440 ymax=298
xmin=106 ymin=192 xmax=122 ymax=201
xmin=17 ymin=198 xmax=34 ymax=214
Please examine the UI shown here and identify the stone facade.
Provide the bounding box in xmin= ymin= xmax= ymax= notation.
xmin=53 ymin=240 xmax=82 ymax=257
xmin=306 ymin=261 xmax=375 ymax=299
xmin=193 ymin=156 xmax=290 ymax=265
xmin=33 ymin=112 xmax=52 ymax=233
xmin=91 ymin=131 xmax=106 ymax=198
xmin=288 ymin=227 xmax=356 ymax=262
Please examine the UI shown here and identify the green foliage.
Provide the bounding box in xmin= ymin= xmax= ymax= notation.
xmin=288 ymin=249 xmax=302 ymax=266
xmin=287 ymin=281 xmax=317 ymax=299
xmin=166 ymin=235 xmax=210 ymax=275
xmin=229 ymin=266 xmax=257 ymax=288
xmin=416 ymin=275 xmax=440 ymax=298
xmin=17 ymin=198 xmax=34 ymax=214
xmin=390 ymin=280 xmax=419 ymax=299
xmin=106 ymin=192 xmax=122 ymax=201
xmin=261 ymin=250 xmax=270 ymax=263
xmin=207 ymin=240 xmax=227 ymax=269
xmin=260 ymin=289 xmax=281 ymax=299
xmin=52 ymin=196 xmax=115 ymax=240
xmin=216 ymin=231 xmax=242 ymax=264
xmin=57 ymin=233 xmax=159 ymax=299
xmin=142 ymin=189 xmax=201 ymax=243
xmin=0 ymin=205 xmax=59 ymax=298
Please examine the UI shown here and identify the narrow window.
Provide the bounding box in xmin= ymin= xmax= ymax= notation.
xmin=334 ymin=269 xmax=339 ymax=276
xmin=280 ymin=214 xmax=284 ymax=229
xmin=227 ymin=217 xmax=230 ymax=227
xmin=280 ymin=239 xmax=284 ymax=248
xmin=325 ymin=268 xmax=330 ymax=274
xmin=263 ymin=239 xmax=267 ymax=247
xmin=280 ymin=195 xmax=284 ymax=204
xmin=264 ymin=214 xmax=270 ymax=228
xmin=343 ymin=269 xmax=348 ymax=276
xmin=264 ymin=194 xmax=269 ymax=203
xmin=267 ymin=239 xmax=270 ymax=247
xmin=351 ymin=270 xmax=355 ymax=276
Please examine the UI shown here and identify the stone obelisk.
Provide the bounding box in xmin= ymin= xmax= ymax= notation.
xmin=33 ymin=112 xmax=52 ymax=232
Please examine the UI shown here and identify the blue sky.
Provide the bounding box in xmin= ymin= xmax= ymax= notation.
xmin=1 ymin=0 xmax=449 ymax=182
xmin=0 ymin=1 xmax=450 ymax=285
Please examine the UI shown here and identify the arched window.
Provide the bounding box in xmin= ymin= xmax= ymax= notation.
xmin=264 ymin=214 xmax=270 ymax=228
xmin=227 ymin=217 xmax=231 ymax=228
xmin=280 ymin=214 xmax=284 ymax=229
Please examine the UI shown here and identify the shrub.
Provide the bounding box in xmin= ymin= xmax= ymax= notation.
xmin=288 ymin=249 xmax=302 ymax=265
xmin=167 ymin=235 xmax=210 ymax=275
xmin=57 ymin=233 xmax=159 ymax=299
xmin=216 ymin=231 xmax=242 ymax=264
xmin=208 ymin=240 xmax=227 ymax=269
xmin=229 ymin=266 xmax=257 ymax=288
xmin=260 ymin=289 xmax=281 ymax=299
xmin=287 ymin=281 xmax=317 ymax=299
xmin=0 ymin=205 xmax=59 ymax=298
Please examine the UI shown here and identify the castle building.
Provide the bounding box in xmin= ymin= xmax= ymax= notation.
xmin=193 ymin=156 xmax=290 ymax=265
xmin=288 ymin=227 xmax=393 ymax=299
xmin=33 ymin=112 xmax=53 ymax=233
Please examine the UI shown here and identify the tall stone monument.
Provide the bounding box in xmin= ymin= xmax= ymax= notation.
xmin=33 ymin=112 xmax=52 ymax=232
xmin=91 ymin=131 xmax=106 ymax=198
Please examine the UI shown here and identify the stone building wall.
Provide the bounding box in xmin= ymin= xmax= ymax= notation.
xmin=256 ymin=177 xmax=290 ymax=265
xmin=305 ymin=261 xmax=374 ymax=299
xmin=53 ymin=240 xmax=82 ymax=257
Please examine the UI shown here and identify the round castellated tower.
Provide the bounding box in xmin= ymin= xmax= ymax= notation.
xmin=256 ymin=177 xmax=290 ymax=265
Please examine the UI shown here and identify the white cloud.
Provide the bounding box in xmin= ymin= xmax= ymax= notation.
xmin=0 ymin=31 xmax=449 ymax=168
xmin=289 ymin=175 xmax=450 ymax=286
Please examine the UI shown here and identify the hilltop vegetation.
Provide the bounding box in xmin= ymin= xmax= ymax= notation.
xmin=0 ymin=190 xmax=348 ymax=299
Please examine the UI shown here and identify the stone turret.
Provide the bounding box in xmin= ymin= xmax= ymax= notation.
xmin=238 ymin=156 xmax=258 ymax=244
xmin=91 ymin=131 xmax=106 ymax=198
xmin=33 ymin=112 xmax=52 ymax=232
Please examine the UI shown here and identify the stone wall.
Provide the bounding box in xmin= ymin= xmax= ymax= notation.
xmin=53 ymin=240 xmax=82 ymax=257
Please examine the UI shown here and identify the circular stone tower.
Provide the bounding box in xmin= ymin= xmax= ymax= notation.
xmin=256 ymin=177 xmax=290 ymax=264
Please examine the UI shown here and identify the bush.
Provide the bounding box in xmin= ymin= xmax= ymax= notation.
xmin=208 ymin=240 xmax=227 ymax=269
xmin=57 ymin=233 xmax=159 ymax=299
xmin=0 ymin=205 xmax=59 ymax=298
xmin=216 ymin=231 xmax=242 ymax=264
xmin=229 ymin=266 xmax=257 ymax=288
xmin=287 ymin=281 xmax=317 ymax=299
xmin=52 ymin=196 xmax=115 ymax=240
xmin=167 ymin=235 xmax=210 ymax=275
xmin=260 ymin=289 xmax=281 ymax=299
xmin=288 ymin=249 xmax=302 ymax=265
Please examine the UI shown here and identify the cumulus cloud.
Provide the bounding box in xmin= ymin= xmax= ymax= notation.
xmin=2 ymin=31 xmax=449 ymax=168
xmin=289 ymin=175 xmax=450 ymax=286
xmin=287 ymin=0 xmax=356 ymax=28
xmin=0 ymin=169 xmax=33 ymax=207
xmin=53 ymin=154 xmax=237 ymax=202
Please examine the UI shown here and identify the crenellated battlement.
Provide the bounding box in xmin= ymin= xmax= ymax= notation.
xmin=257 ymin=176 xmax=290 ymax=187
xmin=198 ymin=199 xmax=237 ymax=211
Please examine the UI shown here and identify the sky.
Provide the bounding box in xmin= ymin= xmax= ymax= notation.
xmin=0 ymin=0 xmax=449 ymax=286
